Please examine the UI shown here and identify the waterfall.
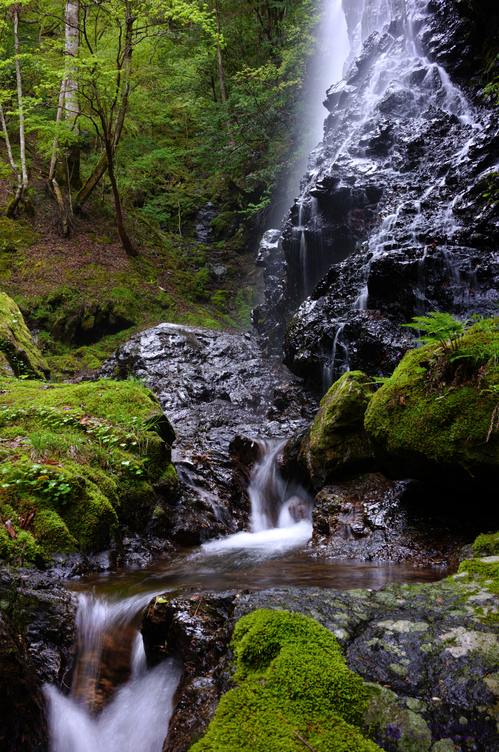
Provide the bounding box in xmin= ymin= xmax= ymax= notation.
xmin=279 ymin=0 xmax=493 ymax=391
xmin=202 ymin=440 xmax=313 ymax=554
xmin=44 ymin=594 xmax=181 ymax=752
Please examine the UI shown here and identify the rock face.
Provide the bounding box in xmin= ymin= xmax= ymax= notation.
xmin=0 ymin=291 xmax=49 ymax=378
xmin=0 ymin=565 xmax=77 ymax=752
xmin=311 ymin=473 xmax=479 ymax=566
xmin=141 ymin=590 xmax=238 ymax=752
xmin=141 ymin=570 xmax=499 ymax=752
xmin=0 ymin=567 xmax=76 ymax=686
xmin=255 ymin=0 xmax=499 ymax=392
xmin=0 ymin=611 xmax=48 ymax=752
xmin=98 ymin=323 xmax=316 ymax=545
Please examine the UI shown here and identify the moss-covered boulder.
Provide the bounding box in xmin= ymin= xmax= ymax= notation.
xmin=299 ymin=371 xmax=377 ymax=488
xmin=0 ymin=292 xmax=49 ymax=379
xmin=0 ymin=378 xmax=177 ymax=563
xmin=191 ymin=609 xmax=382 ymax=752
xmin=364 ymin=325 xmax=499 ymax=481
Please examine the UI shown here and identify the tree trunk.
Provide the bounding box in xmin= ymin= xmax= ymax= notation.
xmin=104 ymin=139 xmax=137 ymax=256
xmin=73 ymin=151 xmax=107 ymax=210
xmin=216 ymin=7 xmax=227 ymax=102
xmin=13 ymin=8 xmax=33 ymax=215
xmin=74 ymin=5 xmax=130 ymax=210
xmin=64 ymin=0 xmax=80 ymax=187
xmin=0 ymin=104 xmax=23 ymax=218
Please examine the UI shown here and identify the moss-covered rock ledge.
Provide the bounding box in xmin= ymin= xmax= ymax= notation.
xmin=364 ymin=322 xmax=499 ymax=481
xmin=0 ymin=291 xmax=49 ymax=379
xmin=0 ymin=378 xmax=177 ymax=563
xmin=142 ymin=557 xmax=499 ymax=752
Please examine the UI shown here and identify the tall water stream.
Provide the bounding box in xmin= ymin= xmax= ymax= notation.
xmin=43 ymin=0 xmax=483 ymax=747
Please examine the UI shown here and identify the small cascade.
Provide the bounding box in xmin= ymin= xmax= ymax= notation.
xmin=322 ymin=322 xmax=350 ymax=392
xmin=44 ymin=594 xmax=181 ymax=752
xmin=203 ymin=440 xmax=313 ymax=554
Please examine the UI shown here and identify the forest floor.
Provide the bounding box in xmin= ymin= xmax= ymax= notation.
xmin=0 ymin=175 xmax=263 ymax=380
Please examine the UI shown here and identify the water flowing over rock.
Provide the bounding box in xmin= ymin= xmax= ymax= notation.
xmin=97 ymin=323 xmax=317 ymax=544
xmin=255 ymin=0 xmax=499 ymax=392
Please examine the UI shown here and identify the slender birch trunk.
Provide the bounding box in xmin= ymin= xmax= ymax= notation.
xmin=216 ymin=7 xmax=227 ymax=102
xmin=64 ymin=0 xmax=80 ymax=187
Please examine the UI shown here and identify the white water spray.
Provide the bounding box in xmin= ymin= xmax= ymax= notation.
xmin=202 ymin=440 xmax=313 ymax=555
xmin=44 ymin=593 xmax=181 ymax=752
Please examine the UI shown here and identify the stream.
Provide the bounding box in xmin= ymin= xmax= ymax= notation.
xmin=44 ymin=440 xmax=448 ymax=752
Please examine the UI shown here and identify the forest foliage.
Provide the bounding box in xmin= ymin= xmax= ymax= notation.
xmin=0 ymin=0 xmax=323 ymax=244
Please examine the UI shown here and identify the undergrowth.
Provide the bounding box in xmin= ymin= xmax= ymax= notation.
xmin=0 ymin=379 xmax=177 ymax=564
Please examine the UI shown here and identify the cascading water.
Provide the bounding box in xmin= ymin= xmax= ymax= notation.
xmin=44 ymin=593 xmax=181 ymax=752
xmin=202 ymin=440 xmax=313 ymax=555
xmin=42 ymin=443 xmax=314 ymax=752
xmin=279 ymin=0 xmax=499 ymax=391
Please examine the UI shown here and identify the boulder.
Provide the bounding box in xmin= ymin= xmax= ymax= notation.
xmin=142 ymin=570 xmax=499 ymax=752
xmin=0 ymin=292 xmax=49 ymax=379
xmin=0 ymin=379 xmax=177 ymax=564
xmin=298 ymin=371 xmax=377 ymax=488
xmin=364 ymin=325 xmax=499 ymax=482
xmin=311 ymin=474 xmax=474 ymax=566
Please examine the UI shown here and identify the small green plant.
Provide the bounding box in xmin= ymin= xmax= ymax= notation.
xmin=403 ymin=312 xmax=499 ymax=361
xmin=0 ymin=462 xmax=71 ymax=506
xmin=403 ymin=312 xmax=469 ymax=352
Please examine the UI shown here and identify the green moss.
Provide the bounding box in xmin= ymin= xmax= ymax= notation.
xmin=300 ymin=371 xmax=376 ymax=486
xmin=364 ymin=326 xmax=499 ymax=473
xmin=0 ymin=292 xmax=49 ymax=378
xmin=0 ymin=378 xmax=177 ymax=561
xmin=191 ymin=610 xmax=382 ymax=752
xmin=472 ymin=532 xmax=499 ymax=556
xmin=458 ymin=558 xmax=499 ymax=594
xmin=32 ymin=509 xmax=77 ymax=552
xmin=211 ymin=290 xmax=231 ymax=311
xmin=235 ymin=287 xmax=257 ymax=327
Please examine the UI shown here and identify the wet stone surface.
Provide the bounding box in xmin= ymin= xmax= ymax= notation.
xmin=0 ymin=566 xmax=76 ymax=688
xmin=98 ymin=323 xmax=317 ymax=545
xmin=143 ymin=573 xmax=499 ymax=752
xmin=254 ymin=0 xmax=499 ymax=391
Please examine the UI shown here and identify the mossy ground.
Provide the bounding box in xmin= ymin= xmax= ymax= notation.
xmin=0 ymin=207 xmax=261 ymax=380
xmin=364 ymin=325 xmax=499 ymax=470
xmin=0 ymin=378 xmax=177 ymax=564
xmin=191 ymin=609 xmax=382 ymax=752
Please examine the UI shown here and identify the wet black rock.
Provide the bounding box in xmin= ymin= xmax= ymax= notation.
xmin=141 ymin=589 xmax=239 ymax=752
xmin=0 ymin=566 xmax=78 ymax=752
xmin=251 ymin=229 xmax=288 ymax=352
xmin=97 ymin=324 xmax=313 ymax=544
xmin=0 ymin=611 xmax=49 ymax=752
xmin=0 ymin=566 xmax=77 ymax=686
xmin=143 ymin=573 xmax=499 ymax=752
xmin=194 ymin=202 xmax=217 ymax=245
xmin=256 ymin=0 xmax=499 ymax=393
xmin=310 ymin=474 xmax=477 ymax=567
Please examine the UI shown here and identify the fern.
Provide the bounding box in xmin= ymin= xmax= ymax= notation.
xmin=402 ymin=312 xmax=467 ymax=352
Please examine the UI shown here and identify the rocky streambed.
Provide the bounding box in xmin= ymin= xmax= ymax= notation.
xmin=142 ymin=569 xmax=499 ymax=752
